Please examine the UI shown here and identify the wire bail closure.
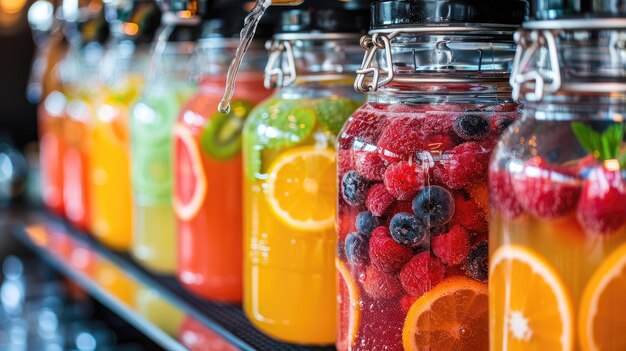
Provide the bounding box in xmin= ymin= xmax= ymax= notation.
xmin=264 ymin=39 xmax=296 ymax=89
xmin=354 ymin=33 xmax=395 ymax=93
xmin=510 ymin=28 xmax=561 ymax=102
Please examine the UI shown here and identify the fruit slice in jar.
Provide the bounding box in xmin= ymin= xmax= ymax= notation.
xmin=490 ymin=245 xmax=573 ymax=351
xmin=201 ymin=100 xmax=253 ymax=160
xmin=173 ymin=125 xmax=207 ymax=221
xmin=579 ymin=242 xmax=626 ymax=351
xmin=402 ymin=276 xmax=488 ymax=351
xmin=265 ymin=146 xmax=336 ymax=231
xmin=336 ymin=259 xmax=361 ymax=351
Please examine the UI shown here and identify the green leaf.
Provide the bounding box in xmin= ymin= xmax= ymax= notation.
xmin=600 ymin=124 xmax=624 ymax=160
xmin=571 ymin=122 xmax=603 ymax=158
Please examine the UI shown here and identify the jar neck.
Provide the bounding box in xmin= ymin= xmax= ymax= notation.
xmin=264 ymin=33 xmax=364 ymax=89
xmin=356 ymin=28 xmax=517 ymax=93
xmin=523 ymin=97 xmax=626 ymax=121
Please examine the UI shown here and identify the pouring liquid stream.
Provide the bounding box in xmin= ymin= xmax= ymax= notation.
xmin=218 ymin=0 xmax=304 ymax=114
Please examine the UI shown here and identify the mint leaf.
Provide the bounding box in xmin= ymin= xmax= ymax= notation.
xmin=601 ymin=124 xmax=624 ymax=161
xmin=571 ymin=122 xmax=603 ymax=158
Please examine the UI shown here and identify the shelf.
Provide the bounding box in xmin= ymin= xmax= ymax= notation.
xmin=2 ymin=207 xmax=336 ymax=351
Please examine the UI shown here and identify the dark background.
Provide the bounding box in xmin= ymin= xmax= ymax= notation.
xmin=0 ymin=8 xmax=37 ymax=150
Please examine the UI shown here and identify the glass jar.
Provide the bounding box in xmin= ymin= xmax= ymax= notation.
xmin=89 ymin=0 xmax=160 ymax=250
xmin=242 ymin=4 xmax=367 ymax=345
xmin=336 ymin=1 xmax=526 ymax=350
xmin=174 ymin=21 xmax=272 ymax=302
xmin=63 ymin=41 xmax=105 ymax=230
xmin=130 ymin=19 xmax=199 ymax=274
xmin=489 ymin=12 xmax=626 ymax=351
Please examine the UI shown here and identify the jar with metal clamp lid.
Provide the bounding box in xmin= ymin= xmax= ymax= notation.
xmin=241 ymin=1 xmax=367 ymax=345
xmin=489 ymin=4 xmax=626 ymax=350
xmin=173 ymin=1 xmax=274 ymax=303
xmin=129 ymin=0 xmax=202 ymax=274
xmin=89 ymin=0 xmax=160 ymax=250
xmin=336 ymin=1 xmax=526 ymax=350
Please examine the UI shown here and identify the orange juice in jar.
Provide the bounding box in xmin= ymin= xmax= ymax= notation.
xmin=175 ymin=33 xmax=271 ymax=302
xmin=241 ymin=5 xmax=367 ymax=343
xmin=490 ymin=9 xmax=626 ymax=351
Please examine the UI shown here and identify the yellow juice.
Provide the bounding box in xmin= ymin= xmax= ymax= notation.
xmin=89 ymin=76 xmax=142 ymax=250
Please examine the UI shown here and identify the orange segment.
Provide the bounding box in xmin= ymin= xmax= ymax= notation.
xmin=265 ymin=146 xmax=336 ymax=231
xmin=580 ymin=243 xmax=626 ymax=351
xmin=490 ymin=245 xmax=573 ymax=351
xmin=402 ymin=276 xmax=488 ymax=351
xmin=173 ymin=125 xmax=207 ymax=221
xmin=336 ymin=259 xmax=361 ymax=351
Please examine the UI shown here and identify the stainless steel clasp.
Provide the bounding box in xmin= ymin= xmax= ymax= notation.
xmin=354 ymin=33 xmax=395 ymax=93
xmin=264 ymin=39 xmax=297 ymax=89
xmin=510 ymin=29 xmax=562 ymax=101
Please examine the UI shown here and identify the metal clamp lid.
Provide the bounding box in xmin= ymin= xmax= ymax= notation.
xmin=510 ymin=19 xmax=626 ymax=102
xmin=354 ymin=25 xmax=517 ymax=93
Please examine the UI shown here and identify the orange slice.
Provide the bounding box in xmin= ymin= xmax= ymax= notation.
xmin=490 ymin=245 xmax=573 ymax=351
xmin=173 ymin=125 xmax=207 ymax=221
xmin=579 ymin=243 xmax=626 ymax=351
xmin=402 ymin=276 xmax=488 ymax=351
xmin=265 ymin=146 xmax=336 ymax=231
xmin=336 ymin=259 xmax=361 ymax=351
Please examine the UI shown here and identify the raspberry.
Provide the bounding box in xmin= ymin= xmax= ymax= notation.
xmin=421 ymin=112 xmax=455 ymax=137
xmin=432 ymin=225 xmax=471 ymax=266
xmin=433 ymin=142 xmax=491 ymax=189
xmin=512 ymin=157 xmax=581 ymax=219
xmin=489 ymin=169 xmax=523 ymax=219
xmin=376 ymin=116 xmax=422 ymax=162
xmin=577 ymin=165 xmax=626 ymax=234
xmin=422 ymin=134 xmax=456 ymax=152
xmin=338 ymin=109 xmax=387 ymax=150
xmin=467 ymin=183 xmax=489 ymax=214
xmin=400 ymin=294 xmax=418 ymax=314
xmin=400 ymin=252 xmax=446 ymax=298
xmin=354 ymin=151 xmax=386 ymax=181
xmin=465 ymin=241 xmax=488 ymax=282
xmin=362 ymin=264 xmax=404 ymax=300
xmin=384 ymin=161 xmax=427 ymax=200
xmin=337 ymin=149 xmax=354 ymax=180
xmin=369 ymin=227 xmax=413 ymax=273
xmin=366 ymin=183 xmax=395 ymax=216
xmin=451 ymin=193 xmax=488 ymax=233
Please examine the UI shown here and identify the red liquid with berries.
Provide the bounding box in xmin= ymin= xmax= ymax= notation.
xmin=336 ymin=102 xmax=519 ymax=351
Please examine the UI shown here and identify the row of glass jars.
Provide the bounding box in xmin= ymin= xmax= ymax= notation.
xmin=37 ymin=0 xmax=626 ymax=349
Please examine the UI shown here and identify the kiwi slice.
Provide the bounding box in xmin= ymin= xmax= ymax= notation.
xmin=201 ymin=100 xmax=254 ymax=161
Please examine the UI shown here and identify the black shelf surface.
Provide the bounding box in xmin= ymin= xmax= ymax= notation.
xmin=2 ymin=207 xmax=337 ymax=351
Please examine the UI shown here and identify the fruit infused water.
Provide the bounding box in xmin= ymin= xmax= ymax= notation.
xmin=336 ymin=1 xmax=525 ymax=350
xmin=175 ymin=32 xmax=272 ymax=302
xmin=489 ymin=8 xmax=626 ymax=351
xmin=130 ymin=23 xmax=198 ymax=274
xmin=241 ymin=3 xmax=367 ymax=343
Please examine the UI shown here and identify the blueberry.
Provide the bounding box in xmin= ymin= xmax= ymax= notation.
xmin=453 ymin=114 xmax=490 ymax=140
xmin=412 ymin=185 xmax=455 ymax=227
xmin=355 ymin=211 xmax=379 ymax=237
xmin=344 ymin=232 xmax=369 ymax=265
xmin=390 ymin=212 xmax=427 ymax=248
xmin=342 ymin=171 xmax=369 ymax=206
xmin=465 ymin=241 xmax=488 ymax=282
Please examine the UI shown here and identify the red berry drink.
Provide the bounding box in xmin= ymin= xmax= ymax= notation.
xmin=337 ymin=102 xmax=519 ymax=350
xmin=336 ymin=2 xmax=525 ymax=349
xmin=489 ymin=10 xmax=626 ymax=351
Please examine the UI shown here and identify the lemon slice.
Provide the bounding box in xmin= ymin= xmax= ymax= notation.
xmin=265 ymin=146 xmax=336 ymax=231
